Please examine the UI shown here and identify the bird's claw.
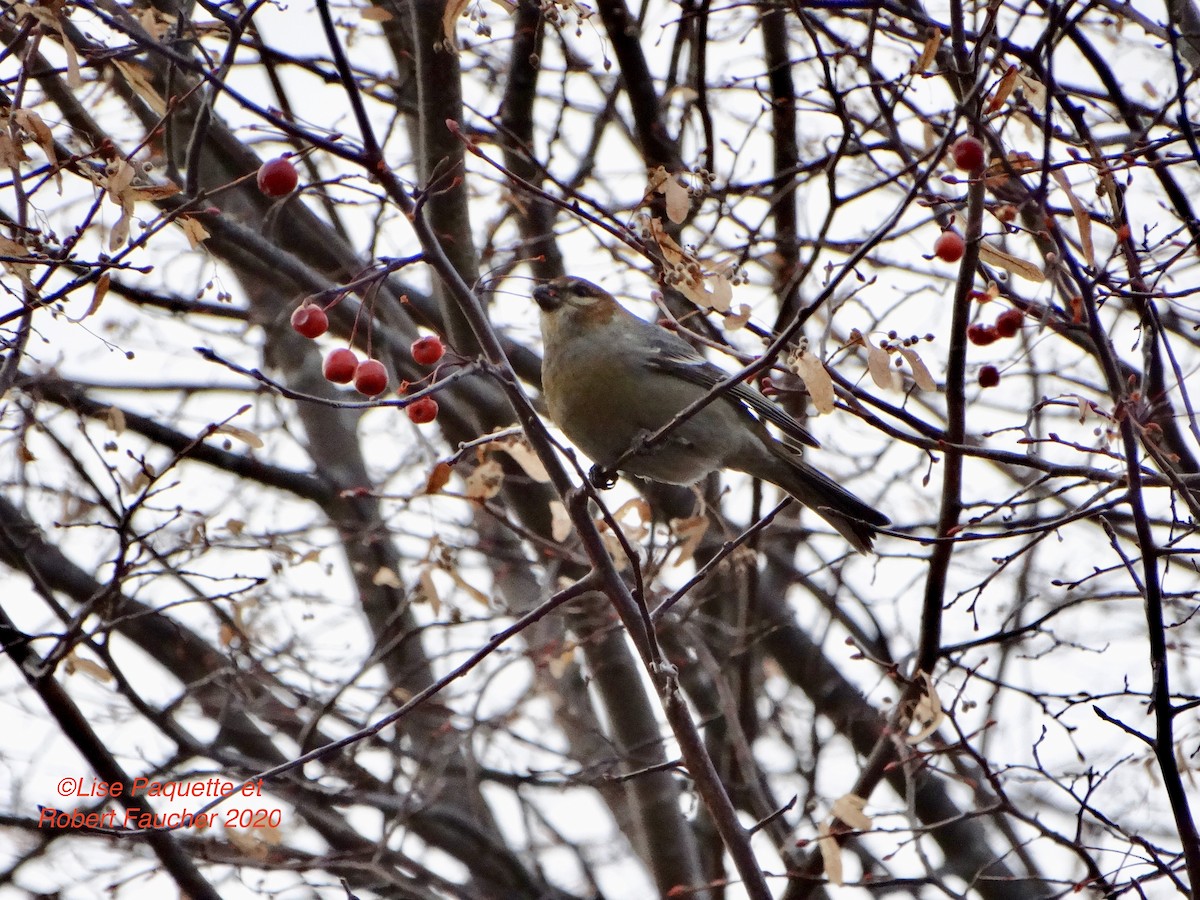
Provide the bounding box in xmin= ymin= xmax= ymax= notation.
xmin=588 ymin=465 xmax=619 ymax=490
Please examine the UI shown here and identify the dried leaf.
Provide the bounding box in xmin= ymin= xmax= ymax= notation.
xmin=831 ymin=794 xmax=872 ymax=831
xmin=865 ymin=340 xmax=894 ymax=390
xmin=178 ymin=215 xmax=210 ymax=248
xmin=60 ymin=30 xmax=81 ymax=87
xmin=65 ymin=651 xmax=113 ymax=683
xmin=723 ymin=303 xmax=751 ymax=332
xmin=226 ymin=829 xmax=269 ymax=860
xmin=907 ymin=670 xmax=945 ymax=744
xmin=550 ymin=501 xmax=572 ymax=542
xmin=424 ymin=460 xmax=453 ymax=494
xmin=447 ymin=568 xmax=490 ymax=606
xmin=987 ymin=64 xmax=1018 ymax=113
xmin=72 ymin=273 xmax=110 ymax=322
xmin=361 ymin=5 xmax=393 ymax=20
xmin=710 ymin=273 xmax=733 ymax=312
xmin=790 ymin=346 xmax=836 ymax=414
xmin=1051 ymin=169 xmax=1095 ymax=268
xmin=0 ymin=235 xmax=35 ymax=287
xmin=913 ymin=27 xmax=942 ymax=73
xmin=215 ymin=424 xmax=264 ymax=449
xmin=663 ymin=178 xmax=690 ymax=224
xmin=1016 ymin=70 xmax=1047 ymax=106
xmin=547 ymin=644 xmax=576 ymax=679
xmin=978 ymin=242 xmax=1046 ymax=283
xmin=898 ymin=347 xmax=937 ymax=391
xmin=500 ymin=439 xmax=551 ymax=483
xmin=817 ymin=821 xmax=843 ymax=887
xmin=13 ymin=109 xmax=56 ymax=170
xmin=109 ymin=209 xmax=130 ymax=251
xmin=0 ymin=130 xmax=26 ymax=168
xmin=670 ymin=515 xmax=708 ymax=566
xmin=127 ymin=181 xmax=182 ymax=202
xmin=465 ymin=459 xmax=504 ymax=500
xmin=225 ymin=518 xmax=245 ymax=536
xmin=112 ymin=59 xmax=167 ymax=114
xmin=441 ymin=0 xmax=470 ymax=50
xmin=417 ymin=567 xmax=441 ymax=615
xmin=372 ymin=566 xmax=401 ymax=588
xmin=648 ymin=216 xmax=687 ymax=267
xmin=102 ymin=407 xmax=125 ymax=436
xmin=106 ymin=159 xmax=135 ymax=201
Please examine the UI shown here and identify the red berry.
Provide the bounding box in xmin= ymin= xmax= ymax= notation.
xmin=952 ymin=136 xmax=985 ymax=173
xmin=934 ymin=230 xmax=965 ymax=263
xmin=354 ymin=358 xmax=389 ymax=396
xmin=995 ymin=308 xmax=1024 ymax=338
xmin=290 ymin=304 xmax=328 ymax=339
xmin=407 ymin=397 xmax=439 ymax=424
xmin=967 ymin=323 xmax=999 ymax=346
xmin=257 ymin=157 xmax=298 ymax=197
xmin=978 ymin=365 xmax=1000 ymax=388
xmin=323 ymin=347 xmax=358 ymax=384
xmin=411 ymin=335 xmax=445 ymax=366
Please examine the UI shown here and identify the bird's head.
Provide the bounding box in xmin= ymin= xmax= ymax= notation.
xmin=532 ymin=277 xmax=621 ymax=331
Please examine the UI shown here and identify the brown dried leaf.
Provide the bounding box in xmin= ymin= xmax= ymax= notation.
xmin=663 ymin=177 xmax=690 ymax=224
xmin=65 ymin=651 xmax=113 ymax=683
xmin=105 ymin=406 xmax=126 ymax=434
xmin=417 ymin=567 xmax=441 ymax=615
xmin=670 ymin=515 xmax=708 ymax=566
xmin=127 ymin=181 xmax=182 ymax=202
xmin=547 ymin=644 xmax=576 ymax=679
xmin=215 ymin=424 xmax=264 ymax=449
xmin=361 ymin=5 xmax=393 ymax=21
xmin=0 ymin=130 xmax=27 ymax=168
xmin=178 ymin=215 xmax=210 ymax=248
xmin=817 ymin=821 xmax=843 ymax=887
xmin=1016 ymin=70 xmax=1047 ymax=106
xmin=1051 ymin=169 xmax=1095 ymax=268
xmin=112 ymin=60 xmax=167 ymax=115
xmin=441 ymin=0 xmax=470 ymax=50
xmin=424 ymin=460 xmax=453 ymax=494
xmin=978 ymin=242 xmax=1046 ymax=283
xmin=987 ymin=64 xmax=1018 ymax=113
xmin=60 ymin=30 xmax=81 ymax=87
xmin=790 ymin=346 xmax=835 ymax=414
xmin=550 ymin=501 xmax=572 ymax=542
xmin=13 ymin=109 xmax=56 ymax=170
xmin=465 ymin=459 xmax=504 ymax=500
xmin=831 ymin=794 xmax=872 ymax=831
xmin=898 ymin=347 xmax=937 ymax=391
xmin=226 ymin=829 xmax=269 ymax=860
xmin=109 ymin=209 xmax=131 ymax=251
xmin=865 ymin=340 xmax=894 ymax=390
xmin=372 ymin=566 xmax=401 ymax=588
xmin=907 ymin=670 xmax=945 ymax=744
xmin=447 ymin=568 xmax=490 ymax=606
xmin=0 ymin=235 xmax=35 ymax=287
xmin=914 ymin=27 xmax=942 ymax=74
xmin=500 ymin=439 xmax=551 ymax=483
xmin=73 ymin=273 xmax=109 ymax=322
xmin=723 ymin=302 xmax=751 ymax=331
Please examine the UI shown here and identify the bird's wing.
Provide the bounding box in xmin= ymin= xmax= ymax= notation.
xmin=645 ymin=337 xmax=821 ymax=449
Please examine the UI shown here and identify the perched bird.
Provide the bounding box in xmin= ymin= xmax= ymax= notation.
xmin=533 ymin=276 xmax=889 ymax=553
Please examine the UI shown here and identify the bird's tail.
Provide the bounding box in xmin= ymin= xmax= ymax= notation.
xmin=757 ymin=451 xmax=890 ymax=554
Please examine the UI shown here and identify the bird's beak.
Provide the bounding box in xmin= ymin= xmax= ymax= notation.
xmin=532 ymin=284 xmax=560 ymax=312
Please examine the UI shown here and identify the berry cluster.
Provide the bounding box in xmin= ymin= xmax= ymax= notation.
xmin=289 ymin=299 xmax=446 ymax=422
xmin=967 ymin=307 xmax=1025 ymax=389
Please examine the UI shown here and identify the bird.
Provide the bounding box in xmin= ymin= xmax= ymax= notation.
xmin=532 ymin=276 xmax=890 ymax=553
